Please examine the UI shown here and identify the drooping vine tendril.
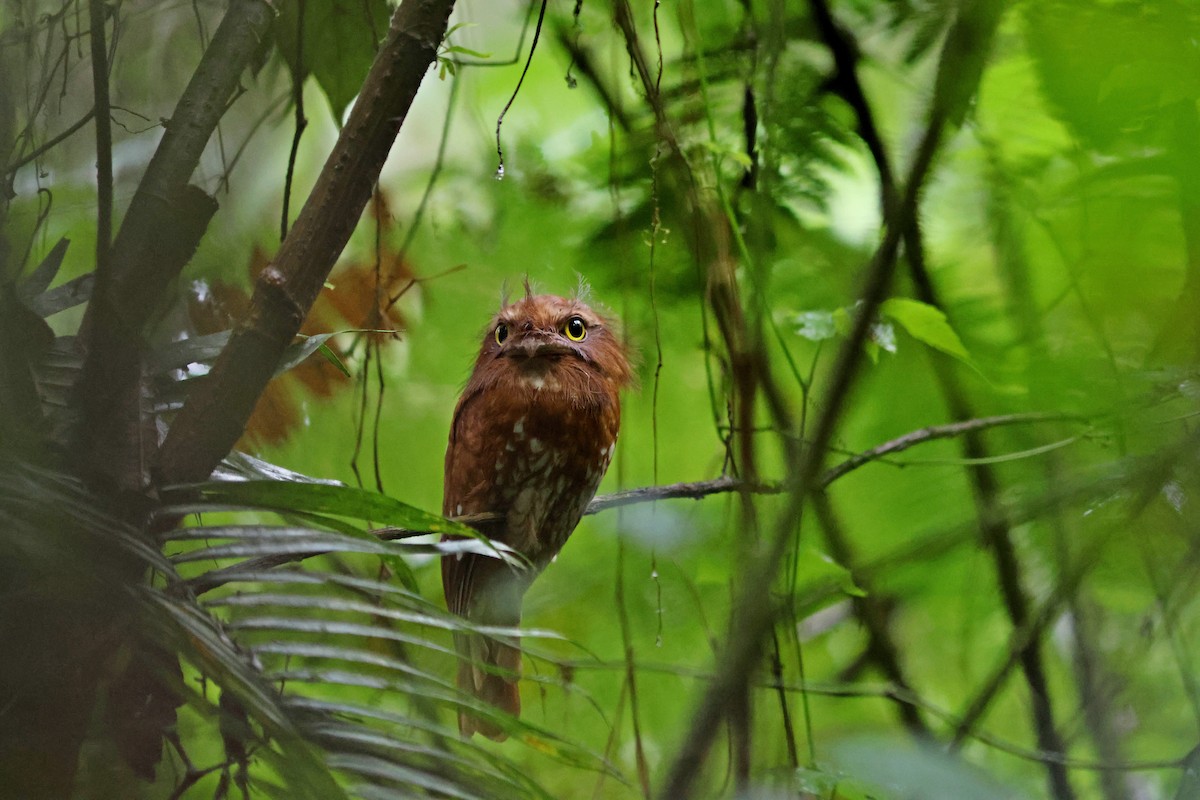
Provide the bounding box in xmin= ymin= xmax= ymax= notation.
xmin=494 ymin=0 xmax=548 ymax=180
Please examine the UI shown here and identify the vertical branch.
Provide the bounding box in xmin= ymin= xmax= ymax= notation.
xmin=88 ymin=0 xmax=111 ymax=281
xmin=811 ymin=492 xmax=931 ymax=736
xmin=807 ymin=2 xmax=1079 ymax=797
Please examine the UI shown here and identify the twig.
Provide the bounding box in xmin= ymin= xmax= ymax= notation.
xmin=552 ymin=25 xmax=631 ymax=132
xmin=3 ymin=107 xmax=96 ymax=178
xmin=281 ymin=0 xmax=307 ymax=241
xmin=820 ymin=412 xmax=1078 ymax=484
xmin=493 ymin=0 xmax=547 ymax=178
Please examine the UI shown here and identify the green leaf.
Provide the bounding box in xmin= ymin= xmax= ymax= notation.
xmin=274 ymin=0 xmax=392 ymax=121
xmin=275 ymin=332 xmax=337 ymax=375
xmin=443 ymin=45 xmax=492 ymax=59
xmin=794 ymin=546 xmax=866 ymax=599
xmin=25 ymin=272 xmax=94 ymax=317
xmin=880 ymin=297 xmax=971 ymax=361
xmin=316 ymin=342 xmax=351 ymax=377
xmin=176 ymin=480 xmax=475 ymax=536
xmin=18 ymin=237 xmax=69 ymax=299
xmin=832 ymin=736 xmax=1019 ymax=800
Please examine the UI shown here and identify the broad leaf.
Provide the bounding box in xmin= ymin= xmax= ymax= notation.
xmin=880 ymin=297 xmax=971 ymax=362
xmin=274 ymin=0 xmax=392 ymax=121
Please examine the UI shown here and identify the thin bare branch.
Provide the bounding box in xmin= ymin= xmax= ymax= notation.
xmin=3 ymin=107 xmax=96 ymax=178
xmin=185 ymin=411 xmax=1062 ymax=596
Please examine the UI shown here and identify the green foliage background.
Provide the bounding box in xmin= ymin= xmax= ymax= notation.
xmin=3 ymin=0 xmax=1199 ymax=798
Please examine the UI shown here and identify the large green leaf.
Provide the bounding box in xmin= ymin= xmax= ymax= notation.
xmin=274 ymin=0 xmax=392 ymax=121
xmin=175 ymin=480 xmax=476 ymax=536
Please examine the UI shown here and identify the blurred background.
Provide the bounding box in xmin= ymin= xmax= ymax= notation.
xmin=3 ymin=0 xmax=1199 ymax=798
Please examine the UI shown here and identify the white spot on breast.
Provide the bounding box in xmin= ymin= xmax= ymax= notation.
xmin=513 ymin=417 xmax=525 ymax=437
xmin=529 ymin=437 xmax=543 ymax=453
xmin=527 ymin=375 xmax=545 ymax=390
xmin=455 ymin=504 xmax=462 ymax=515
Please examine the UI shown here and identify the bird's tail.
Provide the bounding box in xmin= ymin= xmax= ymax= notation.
xmin=455 ymin=630 xmax=521 ymax=741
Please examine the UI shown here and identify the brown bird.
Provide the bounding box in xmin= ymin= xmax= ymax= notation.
xmin=441 ymin=290 xmax=632 ymax=739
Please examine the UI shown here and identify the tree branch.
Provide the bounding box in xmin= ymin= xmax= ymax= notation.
xmin=157 ymin=0 xmax=457 ymax=486
xmin=185 ymin=410 xmax=1062 ymax=595
xmin=77 ymin=0 xmax=273 ymax=489
xmin=659 ymin=2 xmax=1004 ymax=795
xmin=88 ymin=0 xmax=112 ymax=282
xmin=809 ymin=4 xmax=1078 ymax=798
xmin=811 ymin=0 xmax=1084 ymax=796
xmin=2 ymin=108 xmax=96 ymax=179
xmin=811 ymin=491 xmax=931 ymax=736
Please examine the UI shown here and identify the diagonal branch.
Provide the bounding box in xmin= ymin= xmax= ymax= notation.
xmin=807 ymin=3 xmax=1078 ymax=796
xmin=157 ymin=0 xmax=457 ymax=486
xmin=77 ymin=0 xmax=273 ymax=489
xmin=658 ymin=2 xmax=1004 ymax=795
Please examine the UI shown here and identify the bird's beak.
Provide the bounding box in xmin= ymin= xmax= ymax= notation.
xmin=509 ymin=333 xmax=569 ymax=358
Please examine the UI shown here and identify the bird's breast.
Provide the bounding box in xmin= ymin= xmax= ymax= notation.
xmin=485 ymin=388 xmax=618 ymax=559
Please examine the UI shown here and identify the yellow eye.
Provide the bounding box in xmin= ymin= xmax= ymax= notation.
xmin=495 ymin=323 xmax=509 ymax=345
xmin=564 ymin=316 xmax=587 ymax=342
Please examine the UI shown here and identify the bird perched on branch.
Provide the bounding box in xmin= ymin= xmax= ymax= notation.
xmin=442 ymin=289 xmax=632 ymax=739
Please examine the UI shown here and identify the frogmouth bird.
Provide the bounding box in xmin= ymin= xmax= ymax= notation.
xmin=441 ymin=290 xmax=632 ymax=739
